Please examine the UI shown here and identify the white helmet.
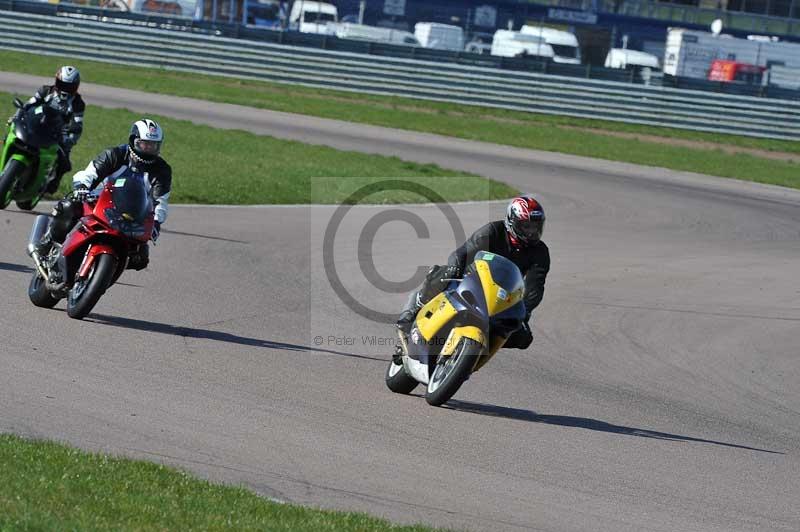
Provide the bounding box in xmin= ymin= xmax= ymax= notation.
xmin=55 ymin=65 xmax=80 ymax=95
xmin=129 ymin=118 xmax=163 ymax=162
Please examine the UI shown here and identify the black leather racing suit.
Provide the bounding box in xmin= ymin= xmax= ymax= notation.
xmin=24 ymin=86 xmax=86 ymax=192
xmin=399 ymin=221 xmax=550 ymax=348
xmin=44 ymin=145 xmax=172 ymax=271
xmin=447 ymin=221 xmax=550 ymax=318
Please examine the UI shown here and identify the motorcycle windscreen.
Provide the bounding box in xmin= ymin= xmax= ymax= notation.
xmin=471 ymin=251 xmax=525 ymax=317
xmin=19 ymin=105 xmax=63 ymax=148
xmin=105 ymin=174 xmax=153 ymax=238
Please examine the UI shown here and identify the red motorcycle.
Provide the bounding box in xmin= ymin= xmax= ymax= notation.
xmin=27 ymin=171 xmax=155 ymax=319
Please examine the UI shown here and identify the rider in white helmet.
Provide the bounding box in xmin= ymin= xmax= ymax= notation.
xmin=34 ymin=118 xmax=172 ymax=273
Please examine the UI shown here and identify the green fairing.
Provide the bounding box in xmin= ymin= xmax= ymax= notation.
xmin=0 ymin=121 xmax=59 ymax=209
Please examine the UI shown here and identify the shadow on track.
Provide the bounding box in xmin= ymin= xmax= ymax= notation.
xmin=87 ymin=313 xmax=385 ymax=362
xmin=163 ymin=229 xmax=249 ymax=244
xmin=0 ymin=261 xmax=33 ymax=274
xmin=2 ymin=208 xmax=47 ymax=217
xmin=444 ymin=399 xmax=783 ymax=454
xmin=0 ymin=262 xmax=140 ymax=287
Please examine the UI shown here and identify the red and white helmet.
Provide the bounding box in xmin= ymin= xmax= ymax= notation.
xmin=505 ymin=195 xmax=545 ymax=247
xmin=55 ymin=66 xmax=80 ymax=95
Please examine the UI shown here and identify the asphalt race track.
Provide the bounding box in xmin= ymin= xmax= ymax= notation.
xmin=1 ymin=72 xmax=799 ymax=532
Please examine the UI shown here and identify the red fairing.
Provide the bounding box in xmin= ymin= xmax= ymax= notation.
xmin=77 ymin=243 xmax=115 ymax=278
xmin=61 ymin=180 xmax=155 ymax=281
xmin=62 ymin=183 xmax=121 ymax=258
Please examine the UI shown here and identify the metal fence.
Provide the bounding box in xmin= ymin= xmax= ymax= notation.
xmin=4 ymin=0 xmax=800 ymax=101
xmin=1 ymin=9 xmax=799 ymax=140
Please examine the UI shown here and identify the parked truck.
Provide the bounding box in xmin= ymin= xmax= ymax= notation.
xmin=332 ymin=23 xmax=419 ymax=46
xmin=663 ymin=28 xmax=800 ymax=79
xmin=414 ymin=23 xmax=464 ymax=51
xmin=520 ymin=25 xmax=580 ymax=64
xmin=289 ymin=1 xmax=338 ymax=34
xmin=490 ymin=30 xmax=554 ymax=60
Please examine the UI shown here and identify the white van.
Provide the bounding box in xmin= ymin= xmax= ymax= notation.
xmin=520 ymin=25 xmax=580 ymax=64
xmin=333 ymin=23 xmax=420 ymax=47
xmin=604 ymin=48 xmax=660 ymax=70
xmin=490 ymin=30 xmax=554 ymax=59
xmin=289 ymin=1 xmax=338 ymax=34
xmin=414 ymin=22 xmax=464 ymax=51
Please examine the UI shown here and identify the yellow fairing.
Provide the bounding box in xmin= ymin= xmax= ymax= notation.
xmin=441 ymin=325 xmax=486 ymax=356
xmin=475 ymin=261 xmax=523 ymax=316
xmin=473 ymin=336 xmax=507 ymax=371
xmin=416 ymin=292 xmax=457 ymax=341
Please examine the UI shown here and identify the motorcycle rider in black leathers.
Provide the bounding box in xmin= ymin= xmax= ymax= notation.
xmin=34 ymin=118 xmax=171 ymax=276
xmin=396 ymin=195 xmax=550 ymax=351
xmin=12 ymin=66 xmax=86 ymax=194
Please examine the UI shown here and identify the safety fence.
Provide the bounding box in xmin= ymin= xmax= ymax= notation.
xmin=1 ymin=8 xmax=799 ymax=140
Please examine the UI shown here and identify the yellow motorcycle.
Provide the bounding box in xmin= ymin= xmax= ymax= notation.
xmin=386 ymin=251 xmax=526 ymax=406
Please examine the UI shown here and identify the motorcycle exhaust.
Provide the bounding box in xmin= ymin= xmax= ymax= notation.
xmin=27 ymin=215 xmax=50 ymax=257
xmin=27 ymin=215 xmax=51 ymax=280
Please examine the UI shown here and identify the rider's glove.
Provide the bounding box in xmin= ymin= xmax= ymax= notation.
xmin=443 ymin=264 xmax=463 ymax=280
xmin=151 ymin=221 xmax=161 ymax=243
xmin=61 ymin=135 xmax=75 ymax=151
xmin=72 ymin=185 xmax=90 ymax=203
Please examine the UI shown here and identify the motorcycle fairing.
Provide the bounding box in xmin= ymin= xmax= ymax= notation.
xmin=1 ymin=108 xmax=60 ymax=202
xmin=60 ymin=174 xmax=153 ymax=287
xmin=407 ymin=251 xmax=527 ymax=378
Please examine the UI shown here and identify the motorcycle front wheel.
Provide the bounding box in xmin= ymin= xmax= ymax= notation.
xmin=0 ymin=159 xmax=25 ymax=209
xmin=67 ymin=254 xmax=117 ymax=320
xmin=425 ymin=338 xmax=482 ymax=406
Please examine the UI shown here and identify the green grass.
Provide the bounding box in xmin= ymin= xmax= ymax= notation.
xmin=0 ymin=434 xmax=445 ymax=531
xmin=2 ymin=92 xmax=516 ymax=204
xmin=2 ymin=50 xmax=799 ymax=190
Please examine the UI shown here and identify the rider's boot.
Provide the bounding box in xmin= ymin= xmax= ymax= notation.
xmin=46 ymin=151 xmax=71 ymax=194
xmin=33 ymin=198 xmax=78 ymax=257
xmin=392 ymin=344 xmax=404 ymax=365
xmin=396 ymin=292 xmax=423 ymax=336
xmin=45 ymin=175 xmax=63 ymax=195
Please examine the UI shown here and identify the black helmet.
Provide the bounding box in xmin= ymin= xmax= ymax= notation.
xmin=504 ymin=195 xmax=545 ymax=247
xmin=129 ymin=118 xmax=164 ymax=162
xmin=55 ymin=66 xmax=80 ymax=95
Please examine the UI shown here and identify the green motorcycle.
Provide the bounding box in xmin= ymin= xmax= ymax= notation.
xmin=0 ymin=98 xmax=64 ymax=210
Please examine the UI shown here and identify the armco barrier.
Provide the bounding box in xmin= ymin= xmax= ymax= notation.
xmin=1 ymin=9 xmax=799 ymax=140
xmin=3 ymin=0 xmax=800 ymax=100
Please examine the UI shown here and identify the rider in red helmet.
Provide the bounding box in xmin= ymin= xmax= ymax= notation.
xmin=396 ymin=195 xmax=550 ymax=351
xmin=11 ymin=66 xmax=86 ymax=194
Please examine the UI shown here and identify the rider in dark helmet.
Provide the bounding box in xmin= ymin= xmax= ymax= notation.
xmin=396 ymin=195 xmax=550 ymax=350
xmin=33 ymin=118 xmax=172 ymax=275
xmin=11 ymin=66 xmax=86 ymax=194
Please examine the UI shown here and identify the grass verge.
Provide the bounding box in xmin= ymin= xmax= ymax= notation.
xmin=1 ymin=50 xmax=799 ymax=190
xmin=2 ymin=93 xmax=516 ymax=204
xmin=0 ymin=434 xmax=444 ymax=531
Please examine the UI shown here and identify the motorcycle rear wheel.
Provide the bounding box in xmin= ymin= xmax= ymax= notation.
xmin=67 ymin=254 xmax=117 ymax=320
xmin=425 ymin=338 xmax=482 ymax=406
xmin=0 ymin=159 xmax=25 ymax=209
xmin=385 ymin=359 xmax=419 ymax=394
xmin=28 ymin=271 xmax=60 ymax=308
